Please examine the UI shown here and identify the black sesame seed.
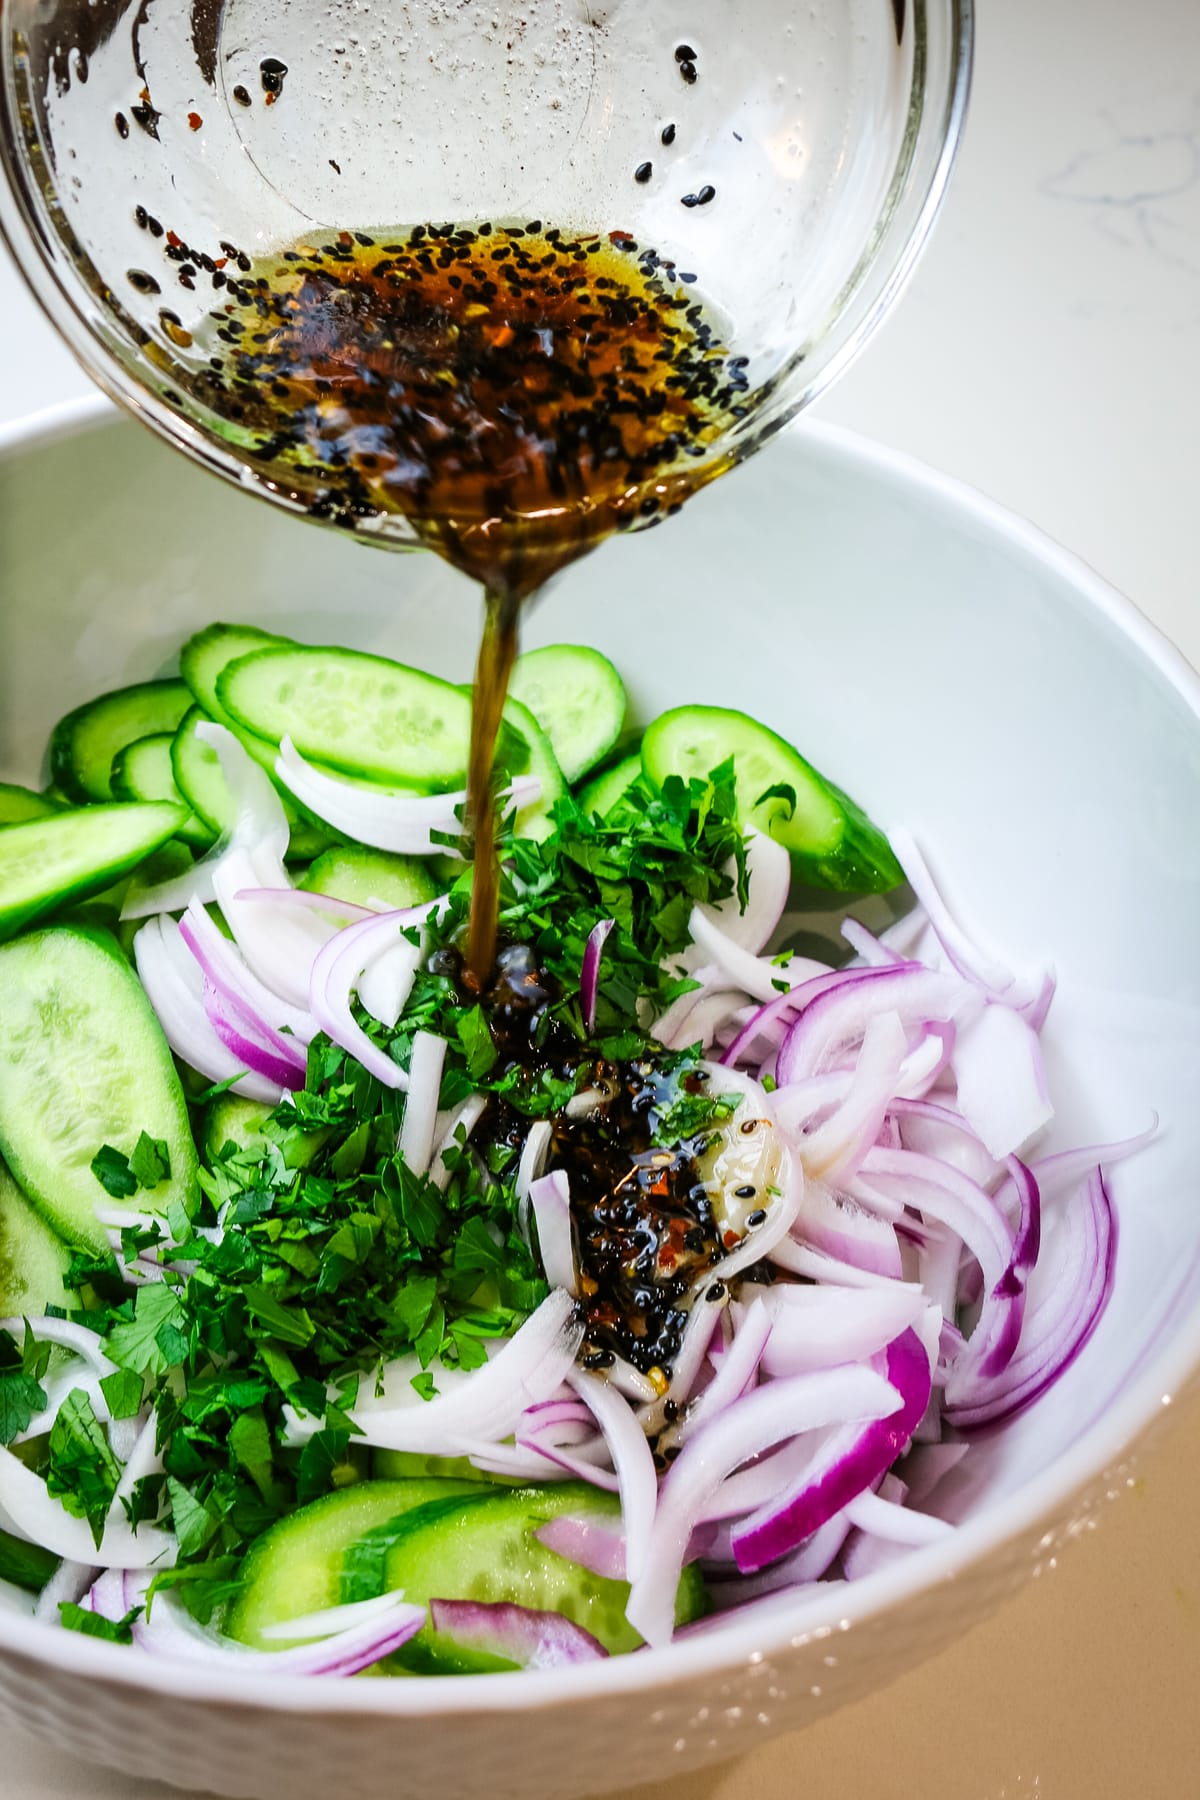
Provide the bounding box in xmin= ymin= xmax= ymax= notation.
xmin=134 ymin=204 xmax=148 ymax=229
xmin=232 ymin=84 xmax=252 ymax=107
xmin=746 ymin=1208 xmax=769 ymax=1229
xmin=679 ymin=60 xmax=697 ymax=84
xmin=663 ymin=1399 xmax=680 ymax=1423
xmin=680 ymin=192 xmax=700 ymax=208
xmin=126 ymin=268 xmax=160 ymax=295
xmin=706 ymin=1282 xmax=727 ymax=1303
xmin=678 ymin=271 xmax=697 ymax=284
xmin=260 ymin=57 xmax=288 ymax=96
xmin=147 ymin=216 xmax=164 ymax=238
xmin=696 ymin=184 xmax=716 ymax=205
xmin=634 ymin=161 xmax=652 ymax=184
xmin=674 ymin=43 xmax=697 ymax=62
xmin=661 ymin=121 xmax=676 ymax=145
xmin=734 ymin=1185 xmax=757 ymax=1200
xmin=114 ymin=112 xmax=129 ymax=139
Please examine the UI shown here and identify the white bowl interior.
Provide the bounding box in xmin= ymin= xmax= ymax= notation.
xmin=1 ymin=402 xmax=1199 ymax=1654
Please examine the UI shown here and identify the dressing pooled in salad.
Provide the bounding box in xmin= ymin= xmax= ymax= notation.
xmin=0 ymin=628 xmax=1146 ymax=1673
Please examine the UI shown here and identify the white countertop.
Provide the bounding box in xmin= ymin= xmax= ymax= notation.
xmin=2 ymin=2 xmax=1199 ymax=1796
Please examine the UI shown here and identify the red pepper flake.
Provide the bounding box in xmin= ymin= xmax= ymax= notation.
xmin=213 ymin=257 xmax=227 ymax=269
xmin=723 ymin=1229 xmax=739 ymax=1250
xmin=608 ymin=229 xmax=634 ymax=245
xmin=187 ymin=112 xmax=202 ymax=131
xmin=166 ymin=230 xmax=182 ymax=249
xmin=264 ymin=91 xmax=277 ymax=106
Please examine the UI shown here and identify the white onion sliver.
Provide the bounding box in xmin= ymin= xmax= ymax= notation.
xmin=398 ymin=1032 xmax=447 ymax=1178
xmin=429 ymin=1094 xmax=489 ymax=1191
xmin=529 ymin=1171 xmax=577 ymax=1296
xmin=567 ymin=1369 xmax=658 ymax=1584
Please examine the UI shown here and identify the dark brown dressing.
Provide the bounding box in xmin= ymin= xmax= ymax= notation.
xmin=188 ymin=221 xmax=750 ymax=980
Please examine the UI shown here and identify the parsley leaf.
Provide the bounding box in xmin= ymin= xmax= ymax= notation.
xmin=59 ymin=1602 xmax=141 ymax=1644
xmin=456 ymin=1005 xmax=497 ymax=1081
xmin=46 ymin=1389 xmax=123 ymax=1547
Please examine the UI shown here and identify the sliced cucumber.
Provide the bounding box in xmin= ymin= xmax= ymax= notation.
xmin=502 ymin=696 xmax=566 ymax=842
xmin=218 ymin=647 xmax=474 ymax=790
xmin=0 ymin=1156 xmax=72 ymax=1316
xmin=299 ymin=847 xmax=439 ymax=912
xmin=202 ymin=1093 xmax=328 ymax=1171
xmin=356 ymin=1482 xmax=707 ymax=1672
xmin=575 ymin=751 xmax=642 ymax=819
xmin=0 ymin=1525 xmax=59 ymax=1595
xmin=180 ymin=621 xmax=295 ymax=724
xmin=642 ymin=705 xmax=903 ymax=895
xmin=172 ymin=706 xmax=335 ymax=864
xmin=227 ymin=1477 xmax=481 ymax=1651
xmin=0 ymin=927 xmax=198 ymax=1252
xmin=49 ymin=679 xmax=193 ymax=805
xmin=372 ymin=1450 xmax=499 ymax=1484
xmin=112 ymin=733 xmax=212 ymax=849
xmin=508 ymin=644 xmax=627 ymax=784
xmin=0 ymin=783 xmax=61 ymax=828
xmin=0 ymin=802 xmax=188 ymax=940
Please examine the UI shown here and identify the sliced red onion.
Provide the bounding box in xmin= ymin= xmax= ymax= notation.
xmin=1030 ymin=1120 xmax=1158 ymax=1200
xmin=566 ymin=1369 xmax=658 ymax=1583
xmin=792 ymin=1009 xmax=908 ymax=1184
xmin=234 ymin=886 xmax=380 ymax=921
xmin=308 ymin=910 xmax=435 ymax=1091
xmin=843 ymin=1487 xmax=953 ymax=1546
xmin=429 ymin=1094 xmax=489 ymax=1191
xmin=515 ymin=1119 xmax=552 ymax=1245
xmin=787 ymin=1181 xmax=905 ymax=1279
xmin=770 ymin=1237 xmax=917 ymax=1292
xmin=637 ymin=1282 xmax=730 ymax=1435
xmin=214 ymin=846 xmax=339 ymax=1013
xmin=275 ymin=734 xmax=540 ymax=855
xmin=203 ymin=986 xmax=307 ymax=1092
xmin=947 ymin=1169 xmax=1115 ymax=1429
xmin=703 ymin=1145 xmax=804 ymax=1290
xmin=666 ymin=1298 xmax=772 ymax=1449
xmin=888 ymin=828 xmax=1054 ymax=1021
xmin=581 ymin=918 xmax=615 ymax=1035
xmin=0 ymin=1316 xmax=115 ymax=1372
xmin=891 ymin=1097 xmax=1000 ymax=1187
xmin=0 ymin=1446 xmax=176 ymax=1569
xmin=534 ymin=1511 xmax=628 ymax=1582
xmin=686 ymin=907 xmax=826 ymax=1008
xmin=778 ymin=965 xmax=971 ymax=1086
xmin=705 ymin=1510 xmax=852 ymax=1598
xmin=130 ymin=1581 xmax=424 ymax=1674
xmin=952 ymin=1002 xmax=1053 ymax=1158
xmin=853 ymin=1146 xmax=1014 ymax=1290
xmin=429 ymin=1598 xmax=608 ymax=1668
xmin=652 ymin=968 xmax=736 ymax=1051
xmin=180 ymin=900 xmax=314 ymax=1048
xmin=841 ymin=918 xmax=906 ymax=968
xmin=529 ymin=1170 xmax=577 ymax=1295
xmin=757 ymin=1283 xmax=928 ymax=1378
xmin=728 ymin=1331 xmax=931 ymax=1574
xmin=358 ymin=930 xmax=426 ymax=1030
xmin=628 ymin=1361 xmax=900 ymax=1645
xmin=398 ymin=1032 xmax=446 ymax=1178
xmin=349 ymin=1289 xmax=584 ymax=1452
xmin=607 ymin=1356 xmax=659 ymax=1405
xmin=134 ymin=916 xmax=283 ymax=1103
xmin=673 ymin=1578 xmax=846 ymax=1640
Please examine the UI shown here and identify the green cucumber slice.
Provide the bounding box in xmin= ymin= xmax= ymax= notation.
xmin=0 ymin=783 xmax=61 ymax=828
xmin=502 ymin=696 xmax=566 ymax=842
xmin=0 ymin=1156 xmax=71 ymax=1316
xmin=642 ymin=705 xmax=902 ymax=895
xmin=202 ymin=1093 xmax=328 ymax=1171
xmin=112 ymin=734 xmax=212 ymax=849
xmin=180 ymin=621 xmax=295 ymax=725
xmin=227 ymin=1478 xmax=482 ymax=1651
xmin=371 ymin=1450 xmax=501 ymax=1484
xmin=299 ymin=847 xmax=439 ymax=912
xmin=351 ymin=1482 xmax=707 ymax=1672
xmin=49 ymin=679 xmax=193 ymax=805
xmin=0 ymin=927 xmax=198 ymax=1252
xmin=0 ymin=802 xmax=188 ymax=940
xmin=507 ymin=644 xmax=627 ymax=784
xmin=575 ymin=751 xmax=642 ymax=819
xmin=218 ymin=647 xmax=474 ymax=790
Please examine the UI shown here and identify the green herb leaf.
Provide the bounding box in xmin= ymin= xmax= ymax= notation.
xmin=46 ymin=1389 xmax=123 ymax=1547
xmin=89 ymin=1144 xmax=139 ymax=1199
xmin=59 ymin=1601 xmax=141 ymax=1644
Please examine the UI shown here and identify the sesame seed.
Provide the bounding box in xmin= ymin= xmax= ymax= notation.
xmin=634 ymin=161 xmax=652 ymax=184
xmin=661 ymin=122 xmax=677 ymax=145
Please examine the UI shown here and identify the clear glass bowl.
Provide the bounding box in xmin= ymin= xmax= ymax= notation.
xmin=0 ymin=0 xmax=973 ymax=552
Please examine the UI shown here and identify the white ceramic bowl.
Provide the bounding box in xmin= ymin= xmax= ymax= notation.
xmin=1 ymin=398 xmax=1198 ymax=1800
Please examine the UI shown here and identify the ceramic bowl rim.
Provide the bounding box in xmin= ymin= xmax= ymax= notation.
xmin=0 ymin=392 xmax=1197 ymax=1718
